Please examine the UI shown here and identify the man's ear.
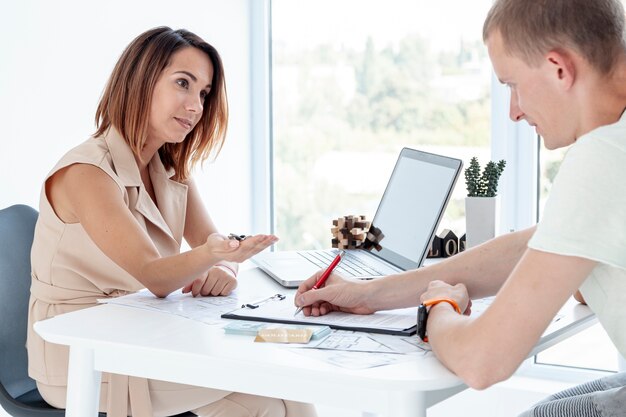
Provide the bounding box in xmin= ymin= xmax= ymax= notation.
xmin=545 ymin=49 xmax=576 ymax=90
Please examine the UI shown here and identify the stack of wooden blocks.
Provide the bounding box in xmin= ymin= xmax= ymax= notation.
xmin=331 ymin=215 xmax=384 ymax=251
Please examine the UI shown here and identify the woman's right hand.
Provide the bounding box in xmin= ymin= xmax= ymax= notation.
xmin=182 ymin=264 xmax=238 ymax=297
xmin=204 ymin=233 xmax=278 ymax=263
xmin=294 ymin=270 xmax=376 ymax=316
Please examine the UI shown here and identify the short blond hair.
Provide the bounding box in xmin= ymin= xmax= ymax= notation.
xmin=483 ymin=0 xmax=626 ymax=74
xmin=94 ymin=27 xmax=228 ymax=181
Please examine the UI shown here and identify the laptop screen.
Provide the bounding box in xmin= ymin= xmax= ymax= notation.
xmin=370 ymin=148 xmax=462 ymax=270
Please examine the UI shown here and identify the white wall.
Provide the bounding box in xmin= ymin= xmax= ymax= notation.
xmin=0 ymin=0 xmax=253 ymax=234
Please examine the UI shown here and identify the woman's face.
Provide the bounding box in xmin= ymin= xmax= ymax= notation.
xmin=148 ymin=47 xmax=214 ymax=146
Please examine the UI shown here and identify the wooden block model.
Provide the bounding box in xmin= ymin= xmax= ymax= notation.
xmin=361 ymin=225 xmax=384 ymax=252
xmin=331 ymin=215 xmax=383 ymax=250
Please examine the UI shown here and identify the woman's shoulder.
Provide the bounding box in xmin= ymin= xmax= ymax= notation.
xmin=53 ymin=135 xmax=114 ymax=169
xmin=46 ymin=135 xmax=121 ymax=190
xmin=57 ymin=136 xmax=110 ymax=166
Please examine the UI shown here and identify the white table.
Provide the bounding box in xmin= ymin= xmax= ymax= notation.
xmin=34 ymin=267 xmax=596 ymax=417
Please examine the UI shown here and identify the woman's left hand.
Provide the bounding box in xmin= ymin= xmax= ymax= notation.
xmin=419 ymin=280 xmax=472 ymax=315
xmin=182 ymin=265 xmax=238 ymax=297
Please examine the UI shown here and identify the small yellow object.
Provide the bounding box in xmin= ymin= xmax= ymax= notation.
xmin=254 ymin=328 xmax=313 ymax=343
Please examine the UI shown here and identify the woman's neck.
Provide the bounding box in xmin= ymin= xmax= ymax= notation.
xmin=134 ymin=138 xmax=162 ymax=173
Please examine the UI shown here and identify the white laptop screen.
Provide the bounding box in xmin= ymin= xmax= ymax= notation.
xmin=369 ymin=148 xmax=461 ymax=270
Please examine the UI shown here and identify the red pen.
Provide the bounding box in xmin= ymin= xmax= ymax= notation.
xmin=294 ymin=250 xmax=345 ymax=316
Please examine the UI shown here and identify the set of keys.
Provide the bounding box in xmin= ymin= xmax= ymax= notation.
xmin=228 ymin=233 xmax=249 ymax=242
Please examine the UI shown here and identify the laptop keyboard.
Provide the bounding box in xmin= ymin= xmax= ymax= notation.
xmin=297 ymin=250 xmax=384 ymax=277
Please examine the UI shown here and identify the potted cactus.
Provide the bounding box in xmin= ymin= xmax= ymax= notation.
xmin=464 ymin=157 xmax=506 ymax=247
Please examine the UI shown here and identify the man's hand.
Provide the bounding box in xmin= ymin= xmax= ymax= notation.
xmin=295 ymin=270 xmax=376 ymax=316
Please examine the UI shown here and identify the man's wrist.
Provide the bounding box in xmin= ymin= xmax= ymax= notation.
xmin=367 ymin=278 xmax=389 ymax=311
xmin=417 ymin=298 xmax=462 ymax=342
xmin=423 ymin=298 xmax=462 ymax=313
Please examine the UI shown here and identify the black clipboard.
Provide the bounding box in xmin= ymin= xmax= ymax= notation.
xmin=221 ymin=293 xmax=417 ymax=336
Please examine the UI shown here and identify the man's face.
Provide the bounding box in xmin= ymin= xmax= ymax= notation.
xmin=486 ymin=31 xmax=575 ymax=149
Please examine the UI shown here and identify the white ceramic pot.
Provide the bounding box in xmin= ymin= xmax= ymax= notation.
xmin=465 ymin=196 xmax=499 ymax=248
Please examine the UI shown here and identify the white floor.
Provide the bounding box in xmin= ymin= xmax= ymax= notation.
xmin=0 ymin=375 xmax=575 ymax=417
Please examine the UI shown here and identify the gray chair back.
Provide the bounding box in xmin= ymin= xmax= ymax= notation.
xmin=0 ymin=204 xmax=39 ymax=400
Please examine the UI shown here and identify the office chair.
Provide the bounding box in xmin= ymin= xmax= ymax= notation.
xmin=0 ymin=204 xmax=68 ymax=416
xmin=0 ymin=205 xmax=193 ymax=417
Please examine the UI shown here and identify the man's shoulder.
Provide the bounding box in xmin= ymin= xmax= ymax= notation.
xmin=577 ymin=121 xmax=626 ymax=155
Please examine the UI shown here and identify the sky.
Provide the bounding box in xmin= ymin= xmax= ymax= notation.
xmin=272 ymin=0 xmax=494 ymax=52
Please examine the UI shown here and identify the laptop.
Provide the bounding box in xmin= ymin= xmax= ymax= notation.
xmin=254 ymin=147 xmax=463 ymax=287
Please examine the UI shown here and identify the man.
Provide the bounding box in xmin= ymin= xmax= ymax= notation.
xmin=295 ymin=0 xmax=626 ymax=415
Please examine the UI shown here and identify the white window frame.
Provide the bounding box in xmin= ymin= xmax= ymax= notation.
xmin=249 ymin=0 xmax=273 ymax=235
xmin=490 ymin=77 xmax=539 ymax=234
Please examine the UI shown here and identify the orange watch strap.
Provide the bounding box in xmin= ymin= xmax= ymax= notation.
xmin=422 ymin=298 xmax=462 ymax=314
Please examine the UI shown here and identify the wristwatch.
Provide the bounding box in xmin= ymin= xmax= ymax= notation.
xmin=417 ymin=298 xmax=461 ymax=342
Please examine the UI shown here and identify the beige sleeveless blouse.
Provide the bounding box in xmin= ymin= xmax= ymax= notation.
xmin=27 ymin=128 xmax=189 ymax=416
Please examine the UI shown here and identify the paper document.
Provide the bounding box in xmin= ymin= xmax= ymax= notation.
xmin=367 ymin=332 xmax=432 ymax=353
xmin=306 ymin=331 xmax=398 ymax=353
xmin=99 ymin=289 xmax=244 ymax=325
xmin=222 ymin=294 xmax=417 ymax=335
xmin=291 ymin=348 xmax=416 ymax=369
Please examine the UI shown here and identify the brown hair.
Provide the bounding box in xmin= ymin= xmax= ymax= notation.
xmin=483 ymin=0 xmax=626 ymax=75
xmin=94 ymin=26 xmax=228 ymax=181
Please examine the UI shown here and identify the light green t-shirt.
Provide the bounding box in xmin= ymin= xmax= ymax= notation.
xmin=528 ymin=113 xmax=626 ymax=358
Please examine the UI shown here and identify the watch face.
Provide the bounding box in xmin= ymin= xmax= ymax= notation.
xmin=417 ymin=304 xmax=428 ymax=341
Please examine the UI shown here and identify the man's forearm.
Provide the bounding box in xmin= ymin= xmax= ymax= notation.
xmin=369 ymin=226 xmax=536 ymax=310
xmin=431 ymin=226 xmax=536 ymax=298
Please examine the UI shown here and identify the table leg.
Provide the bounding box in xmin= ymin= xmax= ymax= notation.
xmin=65 ymin=346 xmax=102 ymax=417
xmin=386 ymin=391 xmax=427 ymax=417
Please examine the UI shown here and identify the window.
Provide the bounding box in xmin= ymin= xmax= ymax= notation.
xmin=535 ymin=323 xmax=619 ymax=372
xmin=271 ymin=0 xmax=494 ymax=250
xmin=538 ymin=144 xmax=567 ymax=218
xmin=265 ymin=0 xmax=620 ymax=376
xmin=533 ymin=143 xmax=620 ymax=373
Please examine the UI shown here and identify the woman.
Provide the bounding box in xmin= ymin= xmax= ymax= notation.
xmin=27 ymin=26 xmax=317 ymax=417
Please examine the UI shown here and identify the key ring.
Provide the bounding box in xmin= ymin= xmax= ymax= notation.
xmin=228 ymin=233 xmax=249 ymax=241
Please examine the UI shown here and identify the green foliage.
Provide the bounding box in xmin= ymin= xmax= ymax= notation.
xmin=464 ymin=157 xmax=481 ymax=197
xmin=465 ymin=157 xmax=506 ymax=197
xmin=273 ymin=35 xmax=491 ymax=249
